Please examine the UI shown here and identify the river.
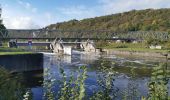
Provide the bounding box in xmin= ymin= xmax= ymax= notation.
xmin=0 ymin=50 xmax=170 ymax=99
xmin=31 ymin=50 xmax=170 ymax=99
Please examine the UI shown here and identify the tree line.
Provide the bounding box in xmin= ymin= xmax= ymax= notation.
xmin=46 ymin=8 xmax=170 ymax=33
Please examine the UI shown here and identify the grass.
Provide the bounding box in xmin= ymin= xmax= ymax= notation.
xmin=0 ymin=47 xmax=33 ymax=55
xmin=0 ymin=52 xmax=33 ymax=55
xmin=97 ymin=42 xmax=170 ymax=53
xmin=109 ymin=48 xmax=170 ymax=53
xmin=0 ymin=47 xmax=25 ymax=52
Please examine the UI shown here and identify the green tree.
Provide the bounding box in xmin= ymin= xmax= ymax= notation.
xmin=0 ymin=24 xmax=8 ymax=38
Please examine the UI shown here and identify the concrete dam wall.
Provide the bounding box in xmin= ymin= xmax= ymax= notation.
xmin=0 ymin=53 xmax=43 ymax=72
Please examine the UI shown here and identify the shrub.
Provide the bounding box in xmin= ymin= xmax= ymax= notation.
xmin=0 ymin=68 xmax=25 ymax=100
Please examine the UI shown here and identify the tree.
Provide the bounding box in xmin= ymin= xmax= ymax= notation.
xmin=0 ymin=24 xmax=8 ymax=38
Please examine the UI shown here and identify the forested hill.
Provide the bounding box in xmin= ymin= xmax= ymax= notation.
xmin=45 ymin=8 xmax=170 ymax=32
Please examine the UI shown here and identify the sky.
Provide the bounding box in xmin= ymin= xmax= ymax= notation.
xmin=0 ymin=0 xmax=170 ymax=29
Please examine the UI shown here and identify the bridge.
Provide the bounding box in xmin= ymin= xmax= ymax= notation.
xmin=16 ymin=41 xmax=87 ymax=47
xmin=1 ymin=29 xmax=138 ymax=55
xmin=2 ymin=37 xmax=136 ymax=41
xmin=0 ymin=29 xmax=137 ymax=41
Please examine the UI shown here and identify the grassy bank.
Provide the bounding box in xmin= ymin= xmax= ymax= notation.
xmin=0 ymin=52 xmax=33 ymax=55
xmin=0 ymin=47 xmax=33 ymax=55
xmin=0 ymin=47 xmax=25 ymax=52
xmin=97 ymin=42 xmax=170 ymax=53
xmin=106 ymin=48 xmax=170 ymax=53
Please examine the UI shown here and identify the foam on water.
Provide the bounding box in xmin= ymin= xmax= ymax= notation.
xmin=40 ymin=52 xmax=56 ymax=55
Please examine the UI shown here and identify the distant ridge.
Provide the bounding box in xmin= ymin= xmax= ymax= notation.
xmin=45 ymin=8 xmax=170 ymax=32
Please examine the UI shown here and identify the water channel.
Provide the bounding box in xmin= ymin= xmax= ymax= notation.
xmin=0 ymin=50 xmax=170 ymax=99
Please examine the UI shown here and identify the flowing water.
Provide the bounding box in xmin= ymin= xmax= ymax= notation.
xmin=1 ymin=50 xmax=170 ymax=99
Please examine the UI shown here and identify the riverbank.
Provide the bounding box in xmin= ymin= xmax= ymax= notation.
xmin=0 ymin=47 xmax=34 ymax=55
xmin=103 ymin=48 xmax=170 ymax=58
xmin=0 ymin=52 xmax=34 ymax=55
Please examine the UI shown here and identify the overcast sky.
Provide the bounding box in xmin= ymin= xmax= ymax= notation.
xmin=0 ymin=0 xmax=170 ymax=29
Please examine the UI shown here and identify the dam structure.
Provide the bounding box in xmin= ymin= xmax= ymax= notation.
xmin=50 ymin=39 xmax=97 ymax=55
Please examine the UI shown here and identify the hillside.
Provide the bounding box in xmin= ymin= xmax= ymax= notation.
xmin=46 ymin=8 xmax=170 ymax=32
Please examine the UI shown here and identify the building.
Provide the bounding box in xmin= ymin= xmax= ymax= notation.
xmin=0 ymin=5 xmax=2 ymax=24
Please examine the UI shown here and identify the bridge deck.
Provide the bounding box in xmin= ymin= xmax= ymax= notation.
xmin=2 ymin=37 xmax=136 ymax=41
xmin=16 ymin=42 xmax=87 ymax=46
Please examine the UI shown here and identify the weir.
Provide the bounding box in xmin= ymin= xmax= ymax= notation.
xmin=7 ymin=38 xmax=99 ymax=55
xmin=50 ymin=39 xmax=98 ymax=55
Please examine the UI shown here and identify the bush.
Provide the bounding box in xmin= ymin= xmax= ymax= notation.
xmin=0 ymin=68 xmax=25 ymax=100
xmin=146 ymin=39 xmax=161 ymax=46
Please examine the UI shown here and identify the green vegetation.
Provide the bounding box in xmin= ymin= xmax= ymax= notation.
xmin=1 ymin=61 xmax=170 ymax=99
xmin=42 ymin=63 xmax=169 ymax=100
xmin=96 ymin=42 xmax=170 ymax=53
xmin=44 ymin=8 xmax=170 ymax=38
xmin=0 ymin=47 xmax=25 ymax=52
xmin=91 ymin=60 xmax=118 ymax=99
xmin=147 ymin=63 xmax=170 ymax=100
xmin=0 ymin=24 xmax=8 ymax=38
xmin=0 ymin=67 xmax=33 ymax=100
xmin=0 ymin=52 xmax=33 ymax=55
xmin=43 ymin=66 xmax=87 ymax=100
xmin=0 ymin=47 xmax=33 ymax=55
xmin=0 ymin=68 xmax=24 ymax=100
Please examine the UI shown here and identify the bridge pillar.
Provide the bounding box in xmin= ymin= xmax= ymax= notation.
xmin=46 ymin=39 xmax=50 ymax=50
xmin=80 ymin=40 xmax=97 ymax=52
xmin=50 ymin=39 xmax=73 ymax=55
xmin=63 ymin=46 xmax=72 ymax=55
xmin=53 ymin=43 xmax=64 ymax=53
xmin=50 ymin=39 xmax=64 ymax=53
xmin=76 ymin=39 xmax=81 ymax=49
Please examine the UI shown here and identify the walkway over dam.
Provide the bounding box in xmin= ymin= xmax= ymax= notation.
xmin=9 ymin=39 xmax=99 ymax=55
xmin=16 ymin=41 xmax=88 ymax=46
xmin=3 ymin=29 xmax=140 ymax=55
xmin=0 ymin=29 xmax=137 ymax=42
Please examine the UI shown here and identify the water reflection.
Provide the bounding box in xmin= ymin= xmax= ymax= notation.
xmin=0 ymin=51 xmax=170 ymax=99
xmin=19 ymin=70 xmax=43 ymax=88
xmin=42 ymin=51 xmax=170 ymax=99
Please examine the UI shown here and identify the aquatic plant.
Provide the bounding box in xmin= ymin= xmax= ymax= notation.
xmin=43 ymin=64 xmax=87 ymax=100
xmin=57 ymin=66 xmax=87 ymax=100
xmin=147 ymin=63 xmax=170 ymax=100
xmin=90 ymin=61 xmax=118 ymax=100
xmin=23 ymin=89 xmax=32 ymax=100
xmin=122 ymin=67 xmax=140 ymax=100
xmin=43 ymin=67 xmax=55 ymax=100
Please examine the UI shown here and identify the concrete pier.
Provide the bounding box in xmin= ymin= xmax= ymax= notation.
xmin=63 ymin=46 xmax=72 ymax=55
xmin=80 ymin=40 xmax=96 ymax=52
xmin=50 ymin=39 xmax=98 ymax=55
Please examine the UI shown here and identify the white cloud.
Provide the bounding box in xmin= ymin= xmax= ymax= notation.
xmin=17 ymin=0 xmax=37 ymax=13
xmin=1 ymin=2 xmax=40 ymax=29
xmin=99 ymin=0 xmax=170 ymax=14
xmin=4 ymin=16 xmax=40 ymax=29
